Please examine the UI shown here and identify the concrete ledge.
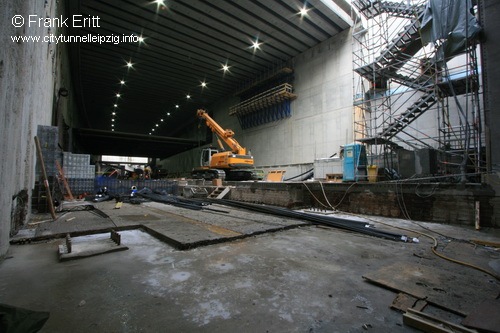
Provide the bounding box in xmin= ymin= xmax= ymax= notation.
xmin=58 ymin=238 xmax=129 ymax=262
xmin=212 ymin=182 xmax=500 ymax=227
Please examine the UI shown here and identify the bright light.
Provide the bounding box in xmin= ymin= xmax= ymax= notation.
xmin=152 ymin=128 xmax=155 ymax=131
xmin=201 ymin=81 xmax=207 ymax=88
xmin=111 ymin=124 xmax=114 ymax=127
xmin=114 ymin=104 xmax=118 ymax=107
xmin=120 ymin=80 xmax=125 ymax=85
xmin=138 ymin=36 xmax=145 ymax=44
xmin=222 ymin=64 xmax=230 ymax=72
xmin=175 ymin=104 xmax=179 ymax=108
xmin=299 ymin=6 xmax=309 ymax=17
xmin=167 ymin=112 xmax=171 ymax=116
xmin=153 ymin=0 xmax=166 ymax=12
xmin=111 ymin=119 xmax=115 ymax=122
xmin=155 ymin=124 xmax=159 ymax=127
xmin=116 ymin=93 xmax=121 ymax=98
xmin=126 ymin=61 xmax=133 ymax=68
xmin=112 ymin=129 xmax=115 ymax=131
xmin=160 ymin=118 xmax=164 ymax=122
xmin=251 ymin=39 xmax=261 ymax=50
xmin=186 ymin=94 xmax=191 ymax=99
xmin=112 ymin=112 xmax=116 ymax=115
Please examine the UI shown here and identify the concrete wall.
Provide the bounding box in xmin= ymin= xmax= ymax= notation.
xmin=481 ymin=0 xmax=500 ymax=176
xmin=239 ymin=29 xmax=353 ymax=171
xmin=160 ymin=29 xmax=354 ymax=179
xmin=0 ymin=0 xmax=74 ymax=256
xmin=219 ymin=181 xmax=498 ymax=227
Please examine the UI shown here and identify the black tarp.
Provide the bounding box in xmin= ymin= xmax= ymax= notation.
xmin=420 ymin=0 xmax=482 ymax=61
xmin=0 ymin=304 xmax=49 ymax=333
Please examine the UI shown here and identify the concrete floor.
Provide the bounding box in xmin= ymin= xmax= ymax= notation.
xmin=1 ymin=200 xmax=500 ymax=332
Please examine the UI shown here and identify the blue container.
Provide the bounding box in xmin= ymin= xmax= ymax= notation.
xmin=343 ymin=143 xmax=367 ymax=182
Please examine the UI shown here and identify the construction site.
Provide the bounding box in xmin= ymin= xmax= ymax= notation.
xmin=1 ymin=0 xmax=500 ymax=332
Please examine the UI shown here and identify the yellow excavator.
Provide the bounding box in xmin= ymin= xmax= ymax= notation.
xmin=191 ymin=109 xmax=263 ymax=181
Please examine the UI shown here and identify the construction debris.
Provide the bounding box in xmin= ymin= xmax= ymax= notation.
xmin=403 ymin=308 xmax=477 ymax=333
xmin=58 ymin=231 xmax=127 ymax=262
xmin=212 ymin=199 xmax=411 ymax=242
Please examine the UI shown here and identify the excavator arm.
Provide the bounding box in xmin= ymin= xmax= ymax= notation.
xmin=197 ymin=109 xmax=247 ymax=155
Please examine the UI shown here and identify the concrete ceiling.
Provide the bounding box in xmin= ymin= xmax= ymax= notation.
xmin=67 ymin=0 xmax=352 ymax=157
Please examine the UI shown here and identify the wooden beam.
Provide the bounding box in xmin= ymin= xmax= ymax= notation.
xmin=403 ymin=309 xmax=478 ymax=333
xmin=34 ymin=136 xmax=57 ymax=220
xmin=56 ymin=160 xmax=74 ymax=200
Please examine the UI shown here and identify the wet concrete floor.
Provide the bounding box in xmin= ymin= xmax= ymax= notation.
xmin=2 ymin=200 xmax=500 ymax=332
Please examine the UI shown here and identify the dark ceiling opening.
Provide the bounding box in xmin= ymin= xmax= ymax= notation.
xmin=67 ymin=0 xmax=351 ymax=158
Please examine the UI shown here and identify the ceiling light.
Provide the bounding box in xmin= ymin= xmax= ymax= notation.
xmin=152 ymin=128 xmax=155 ymax=131
xmin=155 ymin=124 xmax=159 ymax=127
xmin=299 ymin=6 xmax=309 ymax=17
xmin=116 ymin=93 xmax=121 ymax=98
xmin=160 ymin=118 xmax=164 ymax=122
xmin=112 ymin=112 xmax=116 ymax=115
xmin=222 ymin=64 xmax=230 ymax=72
xmin=137 ymin=36 xmax=145 ymax=44
xmin=186 ymin=94 xmax=191 ymax=99
xmin=112 ymin=129 xmax=115 ymax=131
xmin=153 ymin=0 xmax=167 ymax=12
xmin=114 ymin=104 xmax=118 ymax=107
xmin=251 ymin=39 xmax=261 ymax=50
xmin=175 ymin=104 xmax=179 ymax=108
xmin=201 ymin=81 xmax=207 ymax=88
xmin=111 ymin=124 xmax=114 ymax=127
xmin=149 ymin=133 xmax=152 ymax=135
xmin=120 ymin=80 xmax=125 ymax=85
xmin=111 ymin=119 xmax=115 ymax=122
xmin=167 ymin=112 xmax=171 ymax=116
xmin=126 ymin=61 xmax=133 ymax=68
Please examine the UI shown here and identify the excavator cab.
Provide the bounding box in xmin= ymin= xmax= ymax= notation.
xmin=200 ymin=147 xmax=219 ymax=167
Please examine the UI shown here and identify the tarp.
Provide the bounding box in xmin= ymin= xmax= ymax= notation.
xmin=420 ymin=0 xmax=482 ymax=61
xmin=0 ymin=303 xmax=49 ymax=333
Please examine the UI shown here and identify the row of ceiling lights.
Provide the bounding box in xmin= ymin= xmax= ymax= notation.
xmin=109 ymin=55 xmax=234 ymax=134
xmin=110 ymin=0 xmax=311 ymax=134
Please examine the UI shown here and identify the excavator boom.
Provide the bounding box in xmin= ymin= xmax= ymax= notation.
xmin=197 ymin=109 xmax=247 ymax=155
xmin=192 ymin=109 xmax=263 ymax=181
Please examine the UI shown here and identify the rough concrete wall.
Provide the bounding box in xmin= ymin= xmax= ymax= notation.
xmin=226 ymin=182 xmax=497 ymax=226
xmin=52 ymin=19 xmax=82 ymax=151
xmin=479 ymin=0 xmax=500 ymax=223
xmin=0 ymin=0 xmax=62 ymax=256
xmin=245 ymin=30 xmax=354 ymax=167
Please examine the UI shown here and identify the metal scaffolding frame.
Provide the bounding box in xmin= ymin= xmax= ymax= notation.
xmin=351 ymin=0 xmax=485 ymax=182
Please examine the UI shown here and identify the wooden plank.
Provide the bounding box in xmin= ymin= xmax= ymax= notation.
xmin=404 ymin=312 xmax=452 ymax=333
xmin=55 ymin=160 xmax=74 ymax=200
xmin=391 ymin=292 xmax=427 ymax=312
xmin=34 ymin=136 xmax=57 ymax=220
xmin=470 ymin=239 xmax=500 ymax=248
xmin=265 ymin=170 xmax=286 ymax=182
xmin=362 ymin=262 xmax=499 ymax=316
xmin=404 ymin=309 xmax=478 ymax=333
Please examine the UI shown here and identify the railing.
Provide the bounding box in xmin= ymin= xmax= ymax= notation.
xmin=229 ymin=83 xmax=296 ymax=116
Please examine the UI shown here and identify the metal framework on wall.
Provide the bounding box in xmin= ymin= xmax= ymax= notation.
xmin=351 ymin=0 xmax=485 ymax=182
xmin=229 ymin=83 xmax=296 ymax=129
xmin=229 ymin=64 xmax=296 ymax=130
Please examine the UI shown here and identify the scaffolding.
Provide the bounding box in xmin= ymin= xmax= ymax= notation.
xmin=352 ymin=0 xmax=485 ymax=182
